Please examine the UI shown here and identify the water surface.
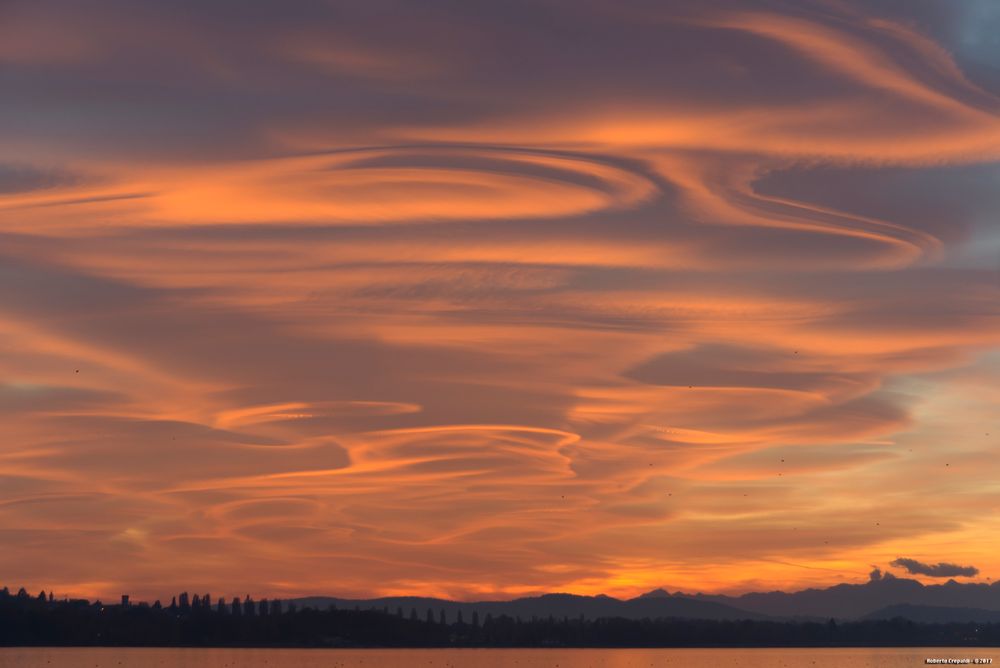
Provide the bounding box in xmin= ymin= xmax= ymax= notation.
xmin=1 ymin=647 xmax=996 ymax=668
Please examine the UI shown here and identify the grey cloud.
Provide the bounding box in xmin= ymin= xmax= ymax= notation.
xmin=0 ymin=164 xmax=78 ymax=194
xmin=0 ymin=383 xmax=125 ymax=414
xmin=4 ymin=0 xmax=992 ymax=161
xmin=890 ymin=557 xmax=980 ymax=578
xmin=625 ymin=343 xmax=852 ymax=392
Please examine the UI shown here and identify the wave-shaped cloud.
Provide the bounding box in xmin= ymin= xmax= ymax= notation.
xmin=1 ymin=0 xmax=998 ymax=602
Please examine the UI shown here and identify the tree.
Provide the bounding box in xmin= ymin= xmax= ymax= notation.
xmin=259 ymin=598 xmax=269 ymax=616
xmin=271 ymin=599 xmax=283 ymax=615
xmin=217 ymin=598 xmax=226 ymax=614
xmin=426 ymin=608 xmax=434 ymax=624
xmin=410 ymin=608 xmax=418 ymax=621
xmin=472 ymin=610 xmax=479 ymax=628
xmin=396 ymin=606 xmax=403 ymax=618
xmin=439 ymin=609 xmax=446 ymax=625
xmin=457 ymin=610 xmax=464 ymax=625
xmin=231 ymin=597 xmax=242 ymax=616
xmin=244 ymin=595 xmax=255 ymax=617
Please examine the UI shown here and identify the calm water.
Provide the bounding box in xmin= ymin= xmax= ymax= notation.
xmin=0 ymin=648 xmax=996 ymax=668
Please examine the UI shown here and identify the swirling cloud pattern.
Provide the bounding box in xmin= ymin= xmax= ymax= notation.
xmin=1 ymin=0 xmax=999 ymax=602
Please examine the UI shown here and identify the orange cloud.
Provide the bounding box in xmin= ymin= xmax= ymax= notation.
xmin=2 ymin=0 xmax=1000 ymax=603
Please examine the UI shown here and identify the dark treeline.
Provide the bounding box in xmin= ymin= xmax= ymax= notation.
xmin=2 ymin=586 xmax=999 ymax=647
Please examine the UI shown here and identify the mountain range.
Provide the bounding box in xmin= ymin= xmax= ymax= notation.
xmin=286 ymin=571 xmax=1000 ymax=624
xmin=288 ymin=591 xmax=770 ymax=623
xmin=676 ymin=570 xmax=1000 ymax=620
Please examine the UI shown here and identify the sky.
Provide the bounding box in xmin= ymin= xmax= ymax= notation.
xmin=1 ymin=0 xmax=999 ymax=603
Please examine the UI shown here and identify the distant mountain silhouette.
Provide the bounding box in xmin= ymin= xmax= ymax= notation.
xmin=287 ymin=591 xmax=769 ymax=622
xmin=288 ymin=572 xmax=1000 ymax=623
xmin=673 ymin=572 xmax=1000 ymax=619
xmin=636 ymin=588 xmax=671 ymax=599
xmin=864 ymin=604 xmax=1000 ymax=624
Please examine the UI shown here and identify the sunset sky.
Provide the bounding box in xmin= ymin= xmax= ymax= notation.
xmin=2 ymin=0 xmax=1000 ymax=603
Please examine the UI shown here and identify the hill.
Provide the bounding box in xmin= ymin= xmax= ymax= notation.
xmin=287 ymin=591 xmax=769 ymax=622
xmin=673 ymin=571 xmax=1000 ymax=619
xmin=288 ymin=572 xmax=1000 ymax=622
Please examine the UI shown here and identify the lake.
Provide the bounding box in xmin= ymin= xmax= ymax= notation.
xmin=0 ymin=648 xmax=996 ymax=667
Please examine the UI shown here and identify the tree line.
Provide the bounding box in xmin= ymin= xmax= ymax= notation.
xmin=2 ymin=585 xmax=999 ymax=647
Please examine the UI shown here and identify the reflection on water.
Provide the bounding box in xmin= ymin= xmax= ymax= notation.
xmin=0 ymin=648 xmax=996 ymax=668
